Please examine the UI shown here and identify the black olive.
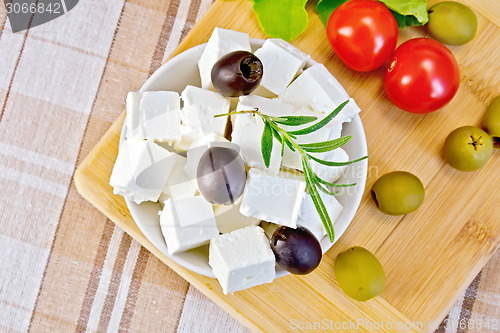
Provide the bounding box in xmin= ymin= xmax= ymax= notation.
xmin=271 ymin=226 xmax=322 ymax=275
xmin=211 ymin=51 xmax=263 ymax=97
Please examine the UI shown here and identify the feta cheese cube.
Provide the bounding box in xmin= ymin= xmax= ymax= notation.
xmin=240 ymin=169 xmax=306 ymax=227
xmin=127 ymin=91 xmax=182 ymax=142
xmin=311 ymin=147 xmax=349 ymax=184
xmin=160 ymin=196 xmax=219 ymax=254
xmin=280 ymin=107 xmax=332 ymax=170
xmin=327 ymin=122 xmax=343 ymax=141
xmin=209 ymin=226 xmax=275 ymax=294
xmin=282 ymin=117 xmax=346 ymax=175
xmin=237 ymin=94 xmax=295 ymax=117
xmin=254 ymin=38 xmax=309 ymax=95
xmin=173 ymin=124 xmax=205 ymax=151
xmin=278 ymin=64 xmax=361 ymax=124
xmin=213 ymin=198 xmax=260 ymax=234
xmin=126 ymin=92 xmax=143 ymax=139
xmin=110 ymin=139 xmax=177 ymax=204
xmin=297 ymin=190 xmax=343 ymax=241
xmin=198 ymin=28 xmax=251 ymax=89
xmin=181 ymin=85 xmax=230 ymax=137
xmin=231 ymin=96 xmax=293 ymax=174
xmin=160 ymin=154 xmax=198 ymax=203
xmin=183 ymin=133 xmax=231 ymax=179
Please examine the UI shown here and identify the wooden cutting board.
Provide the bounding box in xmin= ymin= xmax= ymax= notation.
xmin=74 ymin=1 xmax=500 ymax=332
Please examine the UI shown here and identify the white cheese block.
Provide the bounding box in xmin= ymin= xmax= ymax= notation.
xmin=297 ymin=190 xmax=343 ymax=241
xmin=127 ymin=91 xmax=182 ymax=142
xmin=327 ymin=122 xmax=343 ymax=141
xmin=160 ymin=196 xmax=219 ymax=255
xmin=126 ymin=92 xmax=143 ymax=139
xmin=281 ymin=115 xmax=345 ymax=171
xmin=198 ymin=27 xmax=251 ymax=89
xmin=159 ymin=154 xmax=198 ymax=204
xmin=254 ymin=38 xmax=309 ymax=95
xmin=209 ymin=226 xmax=275 ymax=294
xmin=240 ymin=169 xmax=306 ymax=227
xmin=230 ymin=113 xmax=282 ymax=174
xmin=278 ymin=64 xmax=361 ymax=124
xmin=213 ymin=198 xmax=260 ymax=234
xmin=237 ymin=94 xmax=295 ymax=117
xmin=280 ymin=107 xmax=333 ymax=170
xmin=110 ymin=139 xmax=177 ymax=204
xmin=173 ymin=124 xmax=205 ymax=151
xmin=183 ymin=133 xmax=231 ymax=179
xmin=231 ymin=96 xmax=292 ymax=174
xmin=311 ymin=147 xmax=349 ymax=184
xmin=180 ymin=85 xmax=230 ymax=137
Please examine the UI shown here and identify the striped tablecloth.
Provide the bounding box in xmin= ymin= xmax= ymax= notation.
xmin=0 ymin=1 xmax=498 ymax=332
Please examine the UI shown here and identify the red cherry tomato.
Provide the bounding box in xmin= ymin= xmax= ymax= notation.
xmin=326 ymin=0 xmax=398 ymax=72
xmin=384 ymin=38 xmax=460 ymax=113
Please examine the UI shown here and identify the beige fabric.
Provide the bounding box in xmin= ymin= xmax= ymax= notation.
xmin=0 ymin=1 xmax=498 ymax=332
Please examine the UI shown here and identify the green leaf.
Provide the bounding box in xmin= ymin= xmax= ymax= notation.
xmin=261 ymin=122 xmax=273 ymax=168
xmin=289 ymin=100 xmax=349 ymax=136
xmin=251 ymin=0 xmax=309 ymax=41
xmin=273 ymin=115 xmax=318 ymax=126
xmin=316 ymin=183 xmax=339 ymax=196
xmin=281 ymin=135 xmax=285 ymax=156
xmin=315 ymin=174 xmax=356 ymax=187
xmin=380 ymin=0 xmax=429 ymax=25
xmin=299 ymin=136 xmax=351 ymax=153
xmin=315 ymin=0 xmax=428 ymax=29
xmin=390 ymin=10 xmax=424 ymax=28
xmin=270 ymin=125 xmax=282 ymax=143
xmin=316 ymin=0 xmax=348 ymax=27
xmin=308 ymin=154 xmax=368 ymax=166
xmin=302 ymin=157 xmax=335 ymax=242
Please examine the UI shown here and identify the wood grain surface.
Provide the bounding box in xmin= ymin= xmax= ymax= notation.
xmin=75 ymin=1 xmax=500 ymax=332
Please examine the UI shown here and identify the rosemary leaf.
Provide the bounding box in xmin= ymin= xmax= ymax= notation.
xmin=273 ymin=115 xmax=318 ymax=126
xmin=316 ymin=183 xmax=339 ymax=196
xmin=289 ymin=100 xmax=349 ymax=136
xmin=299 ymin=136 xmax=352 ymax=153
xmin=270 ymin=124 xmax=282 ymax=143
xmin=262 ymin=122 xmax=273 ymax=168
xmin=308 ymin=154 xmax=368 ymax=166
xmin=315 ymin=174 xmax=356 ymax=187
xmin=281 ymin=135 xmax=285 ymax=157
xmin=302 ymin=157 xmax=335 ymax=242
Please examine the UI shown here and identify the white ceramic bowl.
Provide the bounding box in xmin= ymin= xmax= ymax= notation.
xmin=122 ymin=39 xmax=368 ymax=278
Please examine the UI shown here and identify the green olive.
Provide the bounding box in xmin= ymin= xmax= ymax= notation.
xmin=483 ymin=96 xmax=500 ymax=138
xmin=334 ymin=246 xmax=385 ymax=302
xmin=428 ymin=1 xmax=477 ymax=45
xmin=371 ymin=171 xmax=425 ymax=215
xmin=444 ymin=126 xmax=493 ymax=171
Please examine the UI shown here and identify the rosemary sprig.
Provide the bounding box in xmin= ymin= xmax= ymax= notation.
xmin=215 ymin=101 xmax=368 ymax=242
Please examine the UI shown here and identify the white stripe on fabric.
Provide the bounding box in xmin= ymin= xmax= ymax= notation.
xmin=0 ymin=236 xmax=49 ymax=331
xmin=106 ymin=240 xmax=141 ymax=333
xmin=196 ymin=0 xmax=213 ymax=22
xmin=176 ymin=285 xmax=249 ymax=333
xmin=0 ymin=28 xmax=25 ymax=90
xmin=86 ymin=227 xmax=124 ymax=332
xmin=445 ymin=293 xmax=465 ymax=333
xmin=0 ymin=142 xmax=73 ymax=175
xmin=162 ymin=0 xmax=193 ymax=63
xmin=0 ymin=165 xmax=67 ymax=198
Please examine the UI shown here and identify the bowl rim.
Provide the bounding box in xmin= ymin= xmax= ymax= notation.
xmin=121 ymin=38 xmax=368 ymax=278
